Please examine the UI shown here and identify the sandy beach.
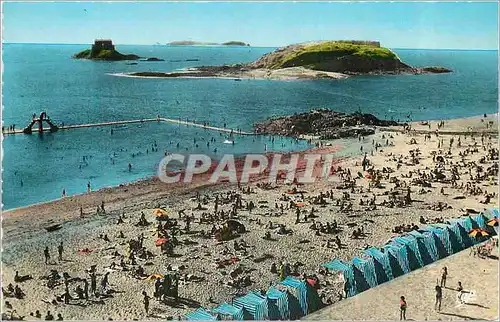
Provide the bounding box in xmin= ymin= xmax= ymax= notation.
xmin=2 ymin=113 xmax=498 ymax=320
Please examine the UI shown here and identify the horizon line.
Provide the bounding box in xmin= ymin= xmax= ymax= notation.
xmin=2 ymin=42 xmax=498 ymax=51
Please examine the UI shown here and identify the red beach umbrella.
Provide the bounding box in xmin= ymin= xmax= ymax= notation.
xmin=155 ymin=238 xmax=169 ymax=246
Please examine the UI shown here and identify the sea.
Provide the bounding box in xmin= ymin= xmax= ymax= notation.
xmin=1 ymin=44 xmax=498 ymax=210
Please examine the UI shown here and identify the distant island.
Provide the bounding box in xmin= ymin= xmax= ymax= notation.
xmin=167 ymin=40 xmax=250 ymax=46
xmin=73 ymin=39 xmax=163 ymax=61
xmin=120 ymin=40 xmax=452 ymax=80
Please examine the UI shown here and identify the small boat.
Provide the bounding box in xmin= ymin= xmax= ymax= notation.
xmin=234 ymin=78 xmax=242 ymax=82
xmin=223 ymin=140 xmax=234 ymax=144
xmin=45 ymin=224 xmax=62 ymax=232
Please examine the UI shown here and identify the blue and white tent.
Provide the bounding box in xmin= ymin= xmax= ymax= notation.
xmin=392 ymin=236 xmax=425 ymax=269
xmin=448 ymin=219 xmax=475 ymax=249
xmin=212 ymin=303 xmax=246 ymax=320
xmin=363 ymin=247 xmax=393 ymax=283
xmin=233 ymin=292 xmax=269 ymax=320
xmin=383 ymin=244 xmax=410 ymax=278
xmin=430 ymin=223 xmax=464 ymax=253
xmin=421 ymin=227 xmax=452 ymax=257
xmin=266 ymin=287 xmax=298 ymax=320
xmin=352 ymin=257 xmax=378 ymax=288
xmin=407 ymin=231 xmax=436 ymax=264
xmin=185 ymin=308 xmax=219 ymax=321
xmin=279 ymin=276 xmax=322 ymax=314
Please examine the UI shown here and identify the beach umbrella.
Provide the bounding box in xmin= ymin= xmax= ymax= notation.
xmin=146 ymin=274 xmax=163 ymax=281
xmin=153 ymin=208 xmax=168 ymax=216
xmin=468 ymin=229 xmax=489 ymax=239
xmin=151 ymin=230 xmax=166 ymax=238
xmin=487 ymin=218 xmax=499 ymax=227
xmin=155 ymin=238 xmax=169 ymax=246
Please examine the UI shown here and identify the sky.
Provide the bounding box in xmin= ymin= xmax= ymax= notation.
xmin=1 ymin=1 xmax=498 ymax=49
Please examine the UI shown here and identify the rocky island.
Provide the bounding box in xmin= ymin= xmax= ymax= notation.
xmin=121 ymin=40 xmax=452 ymax=80
xmin=254 ymin=109 xmax=400 ymax=139
xmin=73 ymin=39 xmax=162 ymax=61
xmin=167 ymin=40 xmax=250 ymax=46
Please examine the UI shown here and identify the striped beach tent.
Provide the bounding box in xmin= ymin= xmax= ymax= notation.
xmin=391 ymin=237 xmax=422 ymax=272
xmin=279 ymin=276 xmax=322 ymax=315
xmin=430 ymin=223 xmax=464 ymax=253
xmin=262 ymin=289 xmax=282 ymax=320
xmin=407 ymin=230 xmax=436 ymax=264
xmin=448 ymin=219 xmax=475 ymax=248
xmin=459 ymin=216 xmax=476 ymax=231
xmin=379 ymin=246 xmax=405 ymax=278
xmin=415 ymin=231 xmax=440 ymax=262
xmin=402 ymin=233 xmax=434 ymax=265
xmin=266 ymin=287 xmax=295 ymax=320
xmin=322 ymin=259 xmax=356 ymax=297
xmin=472 ymin=214 xmax=488 ymax=230
xmin=382 ymin=244 xmax=410 ymax=274
xmin=233 ymin=292 xmax=269 ymax=320
xmin=392 ymin=236 xmax=425 ymax=269
xmin=352 ymin=257 xmax=378 ymax=289
xmin=363 ymin=247 xmax=393 ymax=282
xmin=421 ymin=226 xmax=453 ymax=256
xmin=212 ymin=303 xmax=247 ymax=320
xmin=185 ymin=308 xmax=219 ymax=321
xmin=474 ymin=213 xmax=497 ymax=235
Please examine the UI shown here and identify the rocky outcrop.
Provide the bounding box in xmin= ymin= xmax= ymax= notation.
xmin=421 ymin=66 xmax=453 ymax=74
xmin=73 ymin=48 xmax=140 ymax=61
xmin=222 ymin=41 xmax=250 ymax=46
xmin=167 ymin=40 xmax=249 ymax=46
xmin=254 ymin=109 xmax=399 ymax=139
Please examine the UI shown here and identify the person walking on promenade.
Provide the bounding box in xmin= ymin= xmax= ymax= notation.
xmin=435 ymin=284 xmax=443 ymax=311
xmin=399 ymin=296 xmax=407 ymax=320
xmin=441 ymin=267 xmax=448 ymax=288
xmin=457 ymin=281 xmax=466 ymax=304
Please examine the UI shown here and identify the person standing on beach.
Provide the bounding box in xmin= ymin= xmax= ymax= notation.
xmin=57 ymin=242 xmax=64 ymax=262
xmin=89 ymin=272 xmax=97 ymax=296
xmin=399 ymin=296 xmax=407 ymax=320
xmin=440 ymin=267 xmax=447 ymax=288
xmin=101 ymin=272 xmax=110 ymax=294
xmin=457 ymin=281 xmax=465 ymax=304
xmin=142 ymin=291 xmax=150 ymax=315
xmin=83 ymin=279 xmax=89 ymax=300
xmin=435 ymin=284 xmax=442 ymax=311
xmin=44 ymin=247 xmax=50 ymax=265
xmin=87 ymin=182 xmax=91 ymax=193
